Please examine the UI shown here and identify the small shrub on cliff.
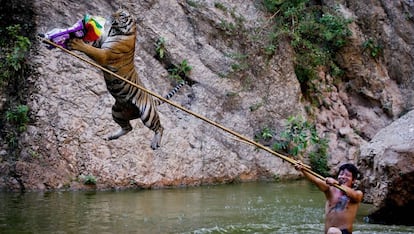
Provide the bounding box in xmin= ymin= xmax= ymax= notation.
xmin=308 ymin=137 xmax=329 ymax=176
xmin=155 ymin=37 xmax=166 ymax=60
xmin=214 ymin=2 xmax=228 ymax=12
xmin=0 ymin=24 xmax=32 ymax=151
xmin=5 ymin=105 xmax=29 ymax=133
xmin=273 ymin=116 xmax=329 ymax=176
xmin=362 ymin=38 xmax=383 ymax=59
xmin=4 ymin=104 xmax=29 ymax=149
xmin=80 ymin=175 xmax=97 ymax=185
xmin=254 ymin=127 xmax=274 ymax=142
xmin=0 ymin=24 xmax=31 ymax=85
xmin=263 ymin=0 xmax=351 ymax=99
xmin=273 ymin=116 xmax=316 ymax=158
xmin=168 ymin=59 xmax=192 ymax=82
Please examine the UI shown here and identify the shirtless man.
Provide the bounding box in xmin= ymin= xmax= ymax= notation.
xmin=295 ymin=163 xmax=363 ymax=234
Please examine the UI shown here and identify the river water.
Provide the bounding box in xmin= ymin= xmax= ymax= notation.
xmin=0 ymin=181 xmax=413 ymax=234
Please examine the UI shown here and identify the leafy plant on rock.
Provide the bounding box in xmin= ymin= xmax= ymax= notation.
xmin=4 ymin=104 xmax=29 ymax=149
xmin=362 ymin=38 xmax=383 ymax=59
xmin=80 ymin=175 xmax=97 ymax=185
xmin=263 ymin=0 xmax=352 ymax=103
xmin=0 ymin=24 xmax=31 ymax=84
xmin=255 ymin=127 xmax=274 ymax=142
xmin=155 ymin=37 xmax=166 ymax=60
xmin=6 ymin=105 xmax=29 ymax=133
xmin=273 ymin=116 xmax=329 ymax=176
xmin=168 ymin=59 xmax=192 ymax=82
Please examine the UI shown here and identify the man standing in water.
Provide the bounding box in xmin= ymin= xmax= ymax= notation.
xmin=295 ymin=163 xmax=363 ymax=234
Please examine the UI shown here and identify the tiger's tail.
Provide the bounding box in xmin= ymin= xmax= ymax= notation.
xmin=155 ymin=80 xmax=186 ymax=105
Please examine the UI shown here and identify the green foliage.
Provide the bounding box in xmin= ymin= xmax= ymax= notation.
xmin=227 ymin=53 xmax=249 ymax=73
xmin=6 ymin=132 xmax=18 ymax=149
xmin=217 ymin=8 xmax=246 ymax=38
xmin=168 ymin=59 xmax=193 ymax=82
xmin=28 ymin=149 xmax=41 ymax=159
xmin=362 ymin=38 xmax=383 ymax=59
xmin=263 ymin=0 xmax=351 ymax=97
xmin=256 ymin=127 xmax=274 ymax=141
xmin=214 ymin=2 xmax=227 ymax=12
xmin=0 ymin=24 xmax=31 ymax=84
xmin=264 ymin=44 xmax=276 ymax=56
xmin=80 ymin=175 xmax=97 ymax=185
xmin=263 ymin=0 xmax=285 ymax=12
xmin=5 ymin=105 xmax=29 ymax=149
xmin=6 ymin=105 xmax=29 ymax=133
xmin=309 ymin=137 xmax=329 ymax=176
xmin=219 ymin=19 xmax=237 ymax=35
xmin=0 ymin=24 xmax=31 ymax=155
xmin=273 ymin=116 xmax=314 ymax=157
xmin=154 ymin=37 xmax=192 ymax=83
xmin=4 ymin=104 xmax=29 ymax=149
xmin=155 ymin=37 xmax=166 ymax=59
xmin=273 ymin=116 xmax=329 ymax=175
xmin=186 ymin=0 xmax=201 ymax=8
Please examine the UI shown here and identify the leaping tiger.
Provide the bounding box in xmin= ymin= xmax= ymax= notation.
xmin=68 ymin=9 xmax=183 ymax=149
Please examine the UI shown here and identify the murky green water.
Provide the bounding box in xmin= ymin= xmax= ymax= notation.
xmin=0 ymin=181 xmax=413 ymax=234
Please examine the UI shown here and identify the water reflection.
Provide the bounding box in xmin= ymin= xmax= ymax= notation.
xmin=0 ymin=181 xmax=413 ymax=234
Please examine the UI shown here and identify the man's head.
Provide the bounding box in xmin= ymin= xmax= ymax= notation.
xmin=338 ymin=163 xmax=360 ymax=180
xmin=337 ymin=163 xmax=361 ymax=186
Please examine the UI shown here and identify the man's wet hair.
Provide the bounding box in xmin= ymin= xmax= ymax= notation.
xmin=338 ymin=163 xmax=362 ymax=180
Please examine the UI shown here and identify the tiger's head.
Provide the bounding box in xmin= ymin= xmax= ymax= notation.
xmin=107 ymin=9 xmax=136 ymax=36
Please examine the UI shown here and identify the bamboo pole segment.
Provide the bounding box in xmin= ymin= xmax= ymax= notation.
xmin=37 ymin=36 xmax=346 ymax=192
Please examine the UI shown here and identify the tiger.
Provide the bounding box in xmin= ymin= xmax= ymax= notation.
xmin=68 ymin=9 xmax=184 ymax=149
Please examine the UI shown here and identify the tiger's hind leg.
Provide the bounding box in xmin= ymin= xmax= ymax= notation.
xmin=150 ymin=127 xmax=163 ymax=150
xmin=106 ymin=100 xmax=139 ymax=140
xmin=107 ymin=126 xmax=132 ymax=140
xmin=139 ymin=101 xmax=164 ymax=150
xmin=146 ymin=115 xmax=163 ymax=150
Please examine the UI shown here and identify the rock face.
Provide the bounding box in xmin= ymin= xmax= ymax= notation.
xmin=1 ymin=0 xmax=414 ymax=225
xmin=3 ymin=0 xmax=305 ymax=191
xmin=359 ymin=110 xmax=414 ymax=225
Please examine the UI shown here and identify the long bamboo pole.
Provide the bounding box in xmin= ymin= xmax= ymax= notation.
xmin=37 ymin=36 xmax=346 ymax=192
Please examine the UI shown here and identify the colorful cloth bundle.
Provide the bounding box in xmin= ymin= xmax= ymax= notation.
xmin=83 ymin=14 xmax=105 ymax=42
xmin=41 ymin=14 xmax=106 ymax=49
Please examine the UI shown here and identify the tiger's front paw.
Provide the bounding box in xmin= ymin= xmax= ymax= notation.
xmin=67 ymin=38 xmax=85 ymax=51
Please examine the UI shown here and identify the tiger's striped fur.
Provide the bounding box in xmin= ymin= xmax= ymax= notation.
xmin=68 ymin=9 xmax=183 ymax=149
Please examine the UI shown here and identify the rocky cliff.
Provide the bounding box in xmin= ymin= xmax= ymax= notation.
xmin=4 ymin=0 xmax=306 ymax=191
xmin=359 ymin=110 xmax=414 ymax=226
xmin=0 ymin=0 xmax=413 ymax=225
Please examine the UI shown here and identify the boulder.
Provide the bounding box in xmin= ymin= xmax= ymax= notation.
xmin=359 ymin=110 xmax=414 ymax=225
